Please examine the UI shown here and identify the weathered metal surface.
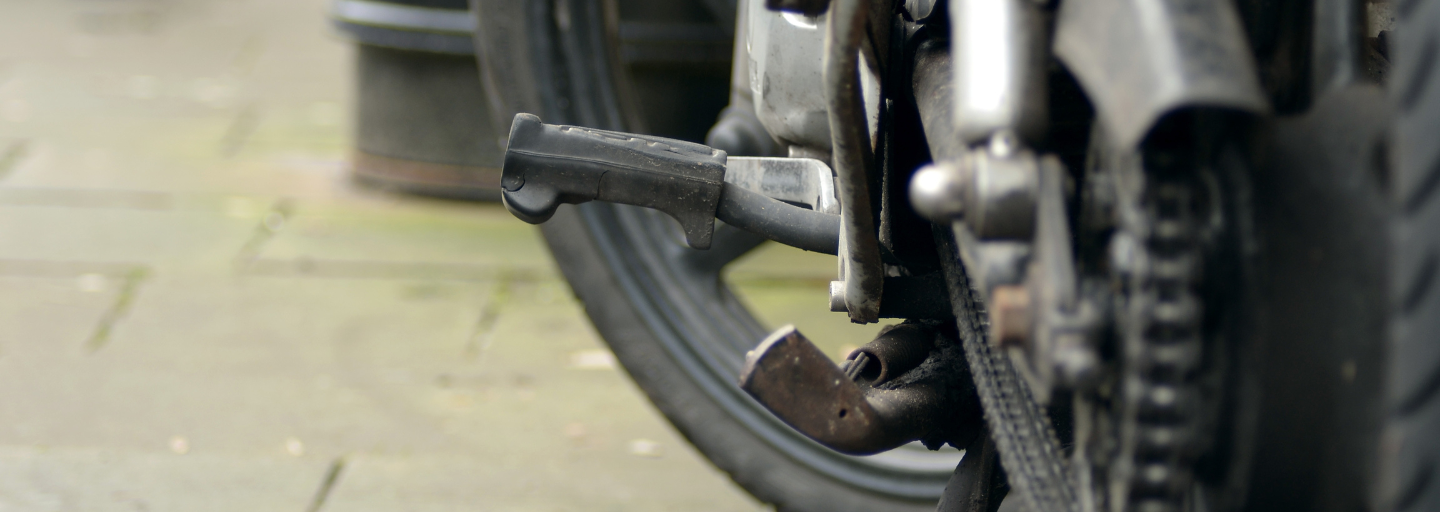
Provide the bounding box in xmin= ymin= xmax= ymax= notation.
xmin=725 ymin=157 xmax=838 ymax=214
xmin=352 ymin=45 xmax=503 ymax=200
xmin=826 ymin=0 xmax=884 ymax=323
xmin=738 ymin=324 xmax=981 ymax=455
xmin=747 ymin=0 xmax=832 ymax=152
xmin=1053 ymin=0 xmax=1268 ymax=149
xmin=847 ymin=323 xmax=935 ymax=384
xmin=739 ymin=326 xmax=889 ymax=454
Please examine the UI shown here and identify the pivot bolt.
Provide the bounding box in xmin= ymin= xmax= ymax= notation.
xmin=909 ymin=147 xmax=1039 ymax=240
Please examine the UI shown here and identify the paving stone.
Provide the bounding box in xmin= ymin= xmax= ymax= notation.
xmin=0 ymin=0 xmax=779 ymax=509
xmin=0 ymin=445 xmax=327 ymax=512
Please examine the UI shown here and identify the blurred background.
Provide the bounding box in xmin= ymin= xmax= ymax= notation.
xmin=0 ymin=0 xmax=880 ymax=510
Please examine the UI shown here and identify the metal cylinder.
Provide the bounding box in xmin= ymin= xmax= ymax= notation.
xmin=964 ymin=143 xmax=1039 ymax=239
xmin=335 ymin=0 xmax=505 ymax=200
xmin=849 ymin=323 xmax=936 ymax=384
xmin=949 ymin=0 xmax=1048 ymax=146
xmin=332 ymin=0 xmax=477 ymax=55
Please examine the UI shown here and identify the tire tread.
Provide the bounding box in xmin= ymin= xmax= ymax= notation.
xmin=1386 ymin=2 xmax=1440 ymax=511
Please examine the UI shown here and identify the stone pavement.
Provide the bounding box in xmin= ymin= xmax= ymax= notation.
xmin=0 ymin=0 xmax=883 ymax=510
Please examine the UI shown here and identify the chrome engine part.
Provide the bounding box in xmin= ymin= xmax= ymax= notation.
xmin=746 ymin=1 xmax=832 ymax=153
xmin=909 ymin=134 xmax=1040 ymax=240
xmin=949 ymin=0 xmax=1049 ymax=145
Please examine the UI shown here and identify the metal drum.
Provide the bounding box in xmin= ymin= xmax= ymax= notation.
xmin=332 ymin=0 xmax=502 ymax=200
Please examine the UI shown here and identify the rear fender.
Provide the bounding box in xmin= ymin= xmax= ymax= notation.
xmin=1053 ymin=0 xmax=1270 ymax=149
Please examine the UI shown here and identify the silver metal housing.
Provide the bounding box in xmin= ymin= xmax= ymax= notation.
xmin=726 ymin=157 xmax=839 ymax=214
xmin=1053 ymin=0 xmax=1268 ymax=149
xmin=949 ymin=0 xmax=1049 ymax=146
xmin=748 ymin=2 xmax=832 ymax=152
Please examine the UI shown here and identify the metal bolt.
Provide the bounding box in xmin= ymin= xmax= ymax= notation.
xmin=829 ymin=281 xmax=847 ymax=312
xmin=909 ymin=161 xmax=968 ymax=222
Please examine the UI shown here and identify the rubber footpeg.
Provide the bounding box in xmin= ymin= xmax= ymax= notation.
xmin=500 ymin=113 xmax=728 ymax=249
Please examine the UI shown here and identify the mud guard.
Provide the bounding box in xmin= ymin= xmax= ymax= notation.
xmin=1053 ymin=0 xmax=1270 ymax=149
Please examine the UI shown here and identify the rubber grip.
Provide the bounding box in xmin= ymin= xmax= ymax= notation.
xmin=500 ymin=113 xmax=728 ymax=249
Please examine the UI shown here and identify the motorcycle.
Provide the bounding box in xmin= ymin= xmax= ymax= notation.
xmin=466 ymin=0 xmax=1440 ymax=510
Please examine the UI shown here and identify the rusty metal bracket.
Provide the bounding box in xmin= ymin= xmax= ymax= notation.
xmin=737 ymin=323 xmax=981 ymax=455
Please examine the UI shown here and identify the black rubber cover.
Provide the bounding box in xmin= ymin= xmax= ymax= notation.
xmin=501 ymin=113 xmax=728 ymax=249
xmin=715 ymin=183 xmax=840 ymax=254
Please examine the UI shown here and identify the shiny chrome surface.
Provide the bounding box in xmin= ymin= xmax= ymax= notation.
xmin=949 ymin=0 xmax=1048 ymax=145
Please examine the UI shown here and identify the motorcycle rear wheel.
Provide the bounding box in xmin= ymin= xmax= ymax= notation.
xmin=470 ymin=0 xmax=962 ymax=509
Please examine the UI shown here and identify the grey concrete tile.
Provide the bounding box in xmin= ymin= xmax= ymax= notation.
xmin=0 ymin=446 xmax=327 ymax=512
xmin=0 ymin=205 xmax=254 ymax=274
xmin=257 ymin=200 xmax=556 ymax=274
xmin=0 ymin=272 xmax=765 ymax=509
xmin=324 ymin=450 xmax=766 ymax=512
xmin=0 ymin=0 xmax=789 ymax=508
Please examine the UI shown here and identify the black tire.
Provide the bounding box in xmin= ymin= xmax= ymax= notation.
xmin=469 ymin=0 xmax=961 ymax=510
xmin=1244 ymin=84 xmax=1392 ymax=512
xmin=1242 ymin=4 xmax=1440 ymax=509
xmin=1381 ymin=2 xmax=1440 ymax=511
xmin=542 ymin=208 xmax=952 ymax=512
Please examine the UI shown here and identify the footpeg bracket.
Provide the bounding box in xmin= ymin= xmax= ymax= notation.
xmin=738 ymin=324 xmax=982 ymax=455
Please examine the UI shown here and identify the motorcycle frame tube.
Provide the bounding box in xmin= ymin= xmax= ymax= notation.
xmin=827 ymin=0 xmax=886 ymax=323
